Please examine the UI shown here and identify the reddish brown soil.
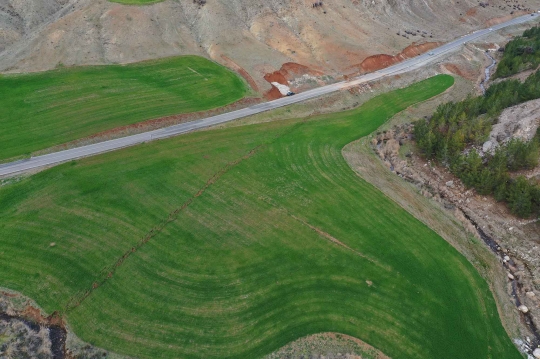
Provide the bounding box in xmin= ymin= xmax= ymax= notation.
xmin=443 ymin=63 xmax=478 ymax=81
xmin=486 ymin=11 xmax=528 ymax=26
xmin=263 ymin=62 xmax=324 ymax=100
xmin=264 ymin=86 xmax=284 ymax=100
xmin=220 ymin=55 xmax=259 ymax=92
xmin=263 ymin=71 xmax=288 ymax=85
xmin=35 ymin=97 xmax=262 ymax=156
xmin=402 ymin=42 xmax=442 ymax=57
xmin=350 ymin=42 xmax=442 ymax=73
xmin=265 ymin=62 xmax=324 ymax=85
xmin=359 ymin=54 xmax=398 ymax=72
xmin=22 ymin=306 xmax=64 ymax=328
xmin=466 ymin=7 xmax=478 ymax=17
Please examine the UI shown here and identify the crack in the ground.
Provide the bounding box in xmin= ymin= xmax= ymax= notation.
xmin=63 ymin=120 xmax=306 ymax=313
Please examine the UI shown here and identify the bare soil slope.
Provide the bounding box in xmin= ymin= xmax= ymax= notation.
xmin=0 ymin=0 xmax=536 ymax=93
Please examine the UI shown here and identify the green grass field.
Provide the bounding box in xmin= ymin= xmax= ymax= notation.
xmin=0 ymin=56 xmax=247 ymax=161
xmin=0 ymin=75 xmax=522 ymax=359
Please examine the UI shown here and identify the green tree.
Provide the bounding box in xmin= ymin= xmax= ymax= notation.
xmin=507 ymin=177 xmax=533 ymax=218
xmin=461 ymin=150 xmax=483 ymax=187
xmin=476 ymin=169 xmax=496 ymax=195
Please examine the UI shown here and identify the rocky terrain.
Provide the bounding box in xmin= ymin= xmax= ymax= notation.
xmin=373 ymin=98 xmax=540 ymax=357
xmin=263 ymin=333 xmax=389 ymax=359
xmin=484 ymin=98 xmax=540 ymax=153
xmin=0 ymin=0 xmax=538 ymax=96
xmin=0 ymin=290 xmax=115 ymax=359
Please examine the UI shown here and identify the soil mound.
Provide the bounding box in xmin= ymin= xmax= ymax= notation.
xmin=263 ymin=62 xmax=324 ymax=99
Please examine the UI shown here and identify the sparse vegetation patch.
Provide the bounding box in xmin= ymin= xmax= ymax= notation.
xmin=414 ymin=70 xmax=540 ymax=217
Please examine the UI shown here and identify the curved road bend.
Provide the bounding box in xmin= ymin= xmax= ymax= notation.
xmin=1 ymin=13 xmax=538 ymax=177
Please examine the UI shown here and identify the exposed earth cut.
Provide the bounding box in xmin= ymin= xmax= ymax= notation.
xmin=0 ymin=0 xmax=537 ymax=94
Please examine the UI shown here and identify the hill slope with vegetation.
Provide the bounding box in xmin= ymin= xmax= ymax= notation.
xmin=414 ymin=33 xmax=540 ymax=217
xmin=495 ymin=26 xmax=540 ymax=78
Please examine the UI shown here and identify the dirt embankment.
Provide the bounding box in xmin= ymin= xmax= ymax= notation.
xmin=263 ymin=62 xmax=326 ymax=100
xmin=220 ymin=55 xmax=260 ymax=93
xmin=443 ymin=63 xmax=480 ymax=81
xmin=0 ymin=290 xmax=116 ymax=359
xmin=352 ymin=42 xmax=442 ymax=73
xmin=264 ymin=86 xmax=285 ymax=101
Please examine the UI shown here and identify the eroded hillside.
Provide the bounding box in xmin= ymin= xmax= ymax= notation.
xmin=0 ymin=0 xmax=537 ymax=94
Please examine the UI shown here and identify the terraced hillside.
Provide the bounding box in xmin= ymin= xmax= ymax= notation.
xmin=0 ymin=75 xmax=522 ymax=358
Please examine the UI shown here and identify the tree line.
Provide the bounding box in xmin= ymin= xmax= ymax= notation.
xmin=413 ymin=70 xmax=540 ymax=218
xmin=494 ymin=26 xmax=540 ymax=78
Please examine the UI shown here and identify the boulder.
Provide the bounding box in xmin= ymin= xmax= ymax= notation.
xmin=533 ymin=348 xmax=540 ymax=359
xmin=526 ymin=291 xmax=536 ymax=298
xmin=483 ymin=140 xmax=494 ymax=153
xmin=518 ymin=305 xmax=529 ymax=313
xmin=446 ymin=180 xmax=454 ymax=188
xmin=508 ymin=273 xmax=515 ymax=280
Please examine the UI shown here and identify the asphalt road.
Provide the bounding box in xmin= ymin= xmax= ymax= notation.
xmin=1 ymin=13 xmax=538 ymax=177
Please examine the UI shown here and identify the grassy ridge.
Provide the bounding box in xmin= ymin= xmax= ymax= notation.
xmin=0 ymin=56 xmax=247 ymax=161
xmin=0 ymin=75 xmax=522 ymax=358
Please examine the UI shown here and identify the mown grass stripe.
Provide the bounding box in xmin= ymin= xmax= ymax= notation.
xmin=0 ymin=75 xmax=522 ymax=359
xmin=0 ymin=56 xmax=247 ymax=161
